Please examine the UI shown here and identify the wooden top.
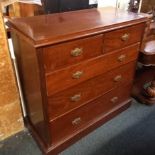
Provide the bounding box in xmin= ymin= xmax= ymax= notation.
xmin=8 ymin=7 xmax=148 ymax=47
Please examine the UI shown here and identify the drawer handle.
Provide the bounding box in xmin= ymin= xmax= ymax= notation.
xmin=111 ymin=97 xmax=119 ymax=103
xmin=70 ymin=94 xmax=81 ymax=102
xmin=118 ymin=54 xmax=126 ymax=62
xmin=71 ymin=48 xmax=83 ymax=57
xmin=114 ymin=75 xmax=122 ymax=82
xmin=72 ymin=117 xmax=81 ymax=125
xmin=72 ymin=71 xmax=83 ymax=79
xmin=121 ymin=33 xmax=130 ymax=41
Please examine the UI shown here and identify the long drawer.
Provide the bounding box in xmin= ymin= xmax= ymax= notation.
xmin=48 ymin=62 xmax=136 ymax=120
xmin=43 ymin=34 xmax=103 ymax=72
xmin=50 ymin=84 xmax=132 ymax=145
xmin=46 ymin=43 xmax=139 ymax=96
xmin=104 ymin=23 xmax=145 ymax=52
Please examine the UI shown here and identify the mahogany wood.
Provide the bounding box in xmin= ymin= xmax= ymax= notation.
xmin=48 ymin=62 xmax=136 ymax=120
xmin=46 ymin=44 xmax=140 ymax=96
xmin=50 ymin=84 xmax=132 ymax=146
xmin=139 ymin=40 xmax=155 ymax=65
xmin=132 ymin=20 xmax=155 ymax=105
xmin=104 ymin=23 xmax=145 ymax=52
xmin=8 ymin=8 xmax=147 ymax=155
xmin=47 ymin=100 xmax=131 ymax=155
xmin=132 ymin=67 xmax=155 ymax=105
xmin=43 ymin=34 xmax=103 ymax=72
xmin=11 ymin=33 xmax=51 ymax=146
xmin=8 ymin=8 xmax=147 ymax=47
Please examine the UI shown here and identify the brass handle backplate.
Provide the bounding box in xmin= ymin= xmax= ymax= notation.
xmin=114 ymin=75 xmax=122 ymax=82
xmin=72 ymin=71 xmax=83 ymax=79
xmin=121 ymin=33 xmax=130 ymax=41
xmin=111 ymin=97 xmax=119 ymax=103
xmin=72 ymin=117 xmax=81 ymax=125
xmin=70 ymin=94 xmax=81 ymax=102
xmin=118 ymin=54 xmax=126 ymax=62
xmin=71 ymin=48 xmax=83 ymax=57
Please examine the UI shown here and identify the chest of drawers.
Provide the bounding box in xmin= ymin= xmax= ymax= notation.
xmin=8 ymin=8 xmax=147 ymax=155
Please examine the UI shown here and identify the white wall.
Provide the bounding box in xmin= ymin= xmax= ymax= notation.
xmin=98 ymin=0 xmax=117 ymax=7
xmin=98 ymin=0 xmax=130 ymax=11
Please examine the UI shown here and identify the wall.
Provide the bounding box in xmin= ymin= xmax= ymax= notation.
xmin=0 ymin=10 xmax=23 ymax=141
xmin=98 ymin=0 xmax=117 ymax=7
xmin=98 ymin=0 xmax=130 ymax=11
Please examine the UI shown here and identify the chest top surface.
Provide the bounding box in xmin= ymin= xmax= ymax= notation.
xmin=8 ymin=7 xmax=147 ymax=47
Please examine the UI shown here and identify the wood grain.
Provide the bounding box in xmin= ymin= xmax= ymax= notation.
xmin=104 ymin=23 xmax=145 ymax=52
xmin=46 ymin=44 xmax=140 ymax=96
xmin=50 ymin=84 xmax=132 ymax=146
xmin=11 ymin=33 xmax=51 ymax=145
xmin=43 ymin=34 xmax=103 ymax=72
xmin=48 ymin=62 xmax=136 ymax=120
xmin=8 ymin=7 xmax=147 ymax=47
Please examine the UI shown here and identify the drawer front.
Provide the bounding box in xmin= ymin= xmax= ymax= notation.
xmin=46 ymin=43 xmax=139 ymax=96
xmin=43 ymin=34 xmax=103 ymax=72
xmin=50 ymin=84 xmax=132 ymax=145
xmin=104 ymin=23 xmax=145 ymax=52
xmin=48 ymin=62 xmax=136 ymax=120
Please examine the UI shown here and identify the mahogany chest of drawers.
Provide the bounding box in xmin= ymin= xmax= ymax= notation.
xmin=8 ymin=8 xmax=147 ymax=155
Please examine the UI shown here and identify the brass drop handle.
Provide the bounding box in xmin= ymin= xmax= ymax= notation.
xmin=72 ymin=117 xmax=81 ymax=125
xmin=72 ymin=71 xmax=83 ymax=79
xmin=118 ymin=54 xmax=126 ymax=62
xmin=114 ymin=75 xmax=122 ymax=82
xmin=71 ymin=48 xmax=83 ymax=57
xmin=121 ymin=33 xmax=130 ymax=41
xmin=111 ymin=97 xmax=119 ymax=103
xmin=70 ymin=94 xmax=81 ymax=102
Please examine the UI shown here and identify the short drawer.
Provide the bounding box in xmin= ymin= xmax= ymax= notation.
xmin=46 ymin=43 xmax=139 ymax=96
xmin=43 ymin=34 xmax=103 ymax=72
xmin=50 ymin=84 xmax=132 ymax=145
xmin=48 ymin=62 xmax=136 ymax=120
xmin=104 ymin=23 xmax=145 ymax=52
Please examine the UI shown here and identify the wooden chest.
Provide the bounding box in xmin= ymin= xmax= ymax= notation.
xmin=8 ymin=8 xmax=147 ymax=155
